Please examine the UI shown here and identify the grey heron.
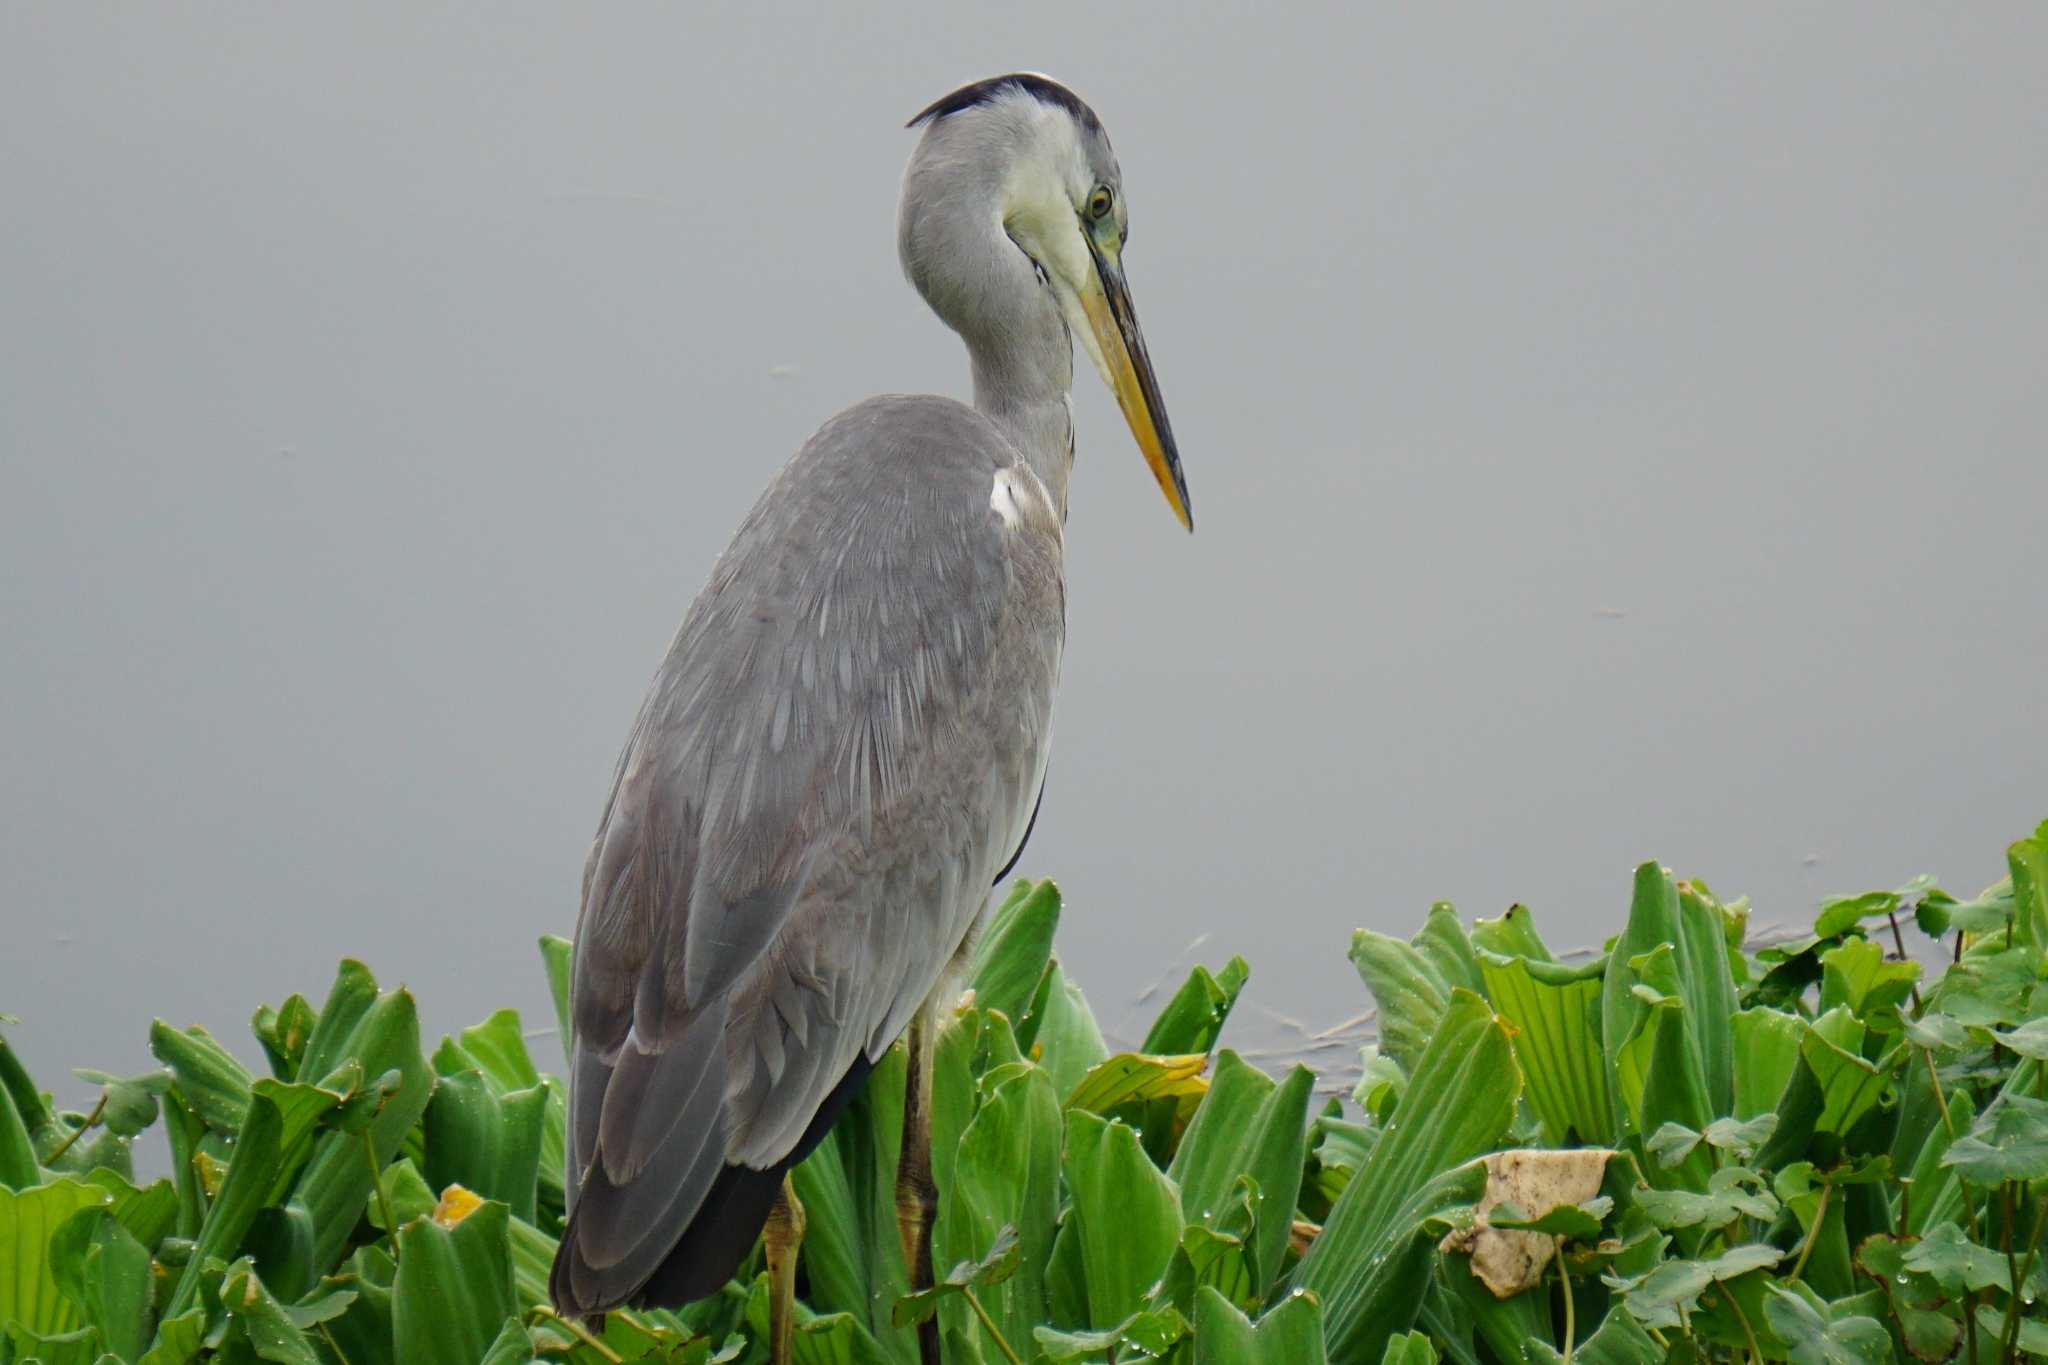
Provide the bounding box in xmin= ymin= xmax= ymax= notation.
xmin=548 ymin=73 xmax=1190 ymax=1357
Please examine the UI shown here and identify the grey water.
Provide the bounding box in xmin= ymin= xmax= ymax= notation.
xmin=5 ymin=6 xmax=2045 ymax=1115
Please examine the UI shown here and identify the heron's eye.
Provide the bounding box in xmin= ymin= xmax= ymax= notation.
xmin=1086 ymin=186 xmax=1114 ymax=221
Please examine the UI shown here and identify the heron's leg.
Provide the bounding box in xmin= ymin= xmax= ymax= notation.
xmin=764 ymin=1174 xmax=806 ymax=1365
xmin=894 ymin=997 xmax=941 ymax=1365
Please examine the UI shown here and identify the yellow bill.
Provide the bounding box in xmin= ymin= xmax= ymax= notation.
xmin=1078 ymin=235 xmax=1193 ymax=531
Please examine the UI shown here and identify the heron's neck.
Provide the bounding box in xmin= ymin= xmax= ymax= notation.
xmin=967 ymin=316 xmax=1074 ymax=521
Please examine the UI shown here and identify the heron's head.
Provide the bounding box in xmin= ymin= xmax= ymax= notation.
xmin=901 ymin=73 xmax=1191 ymax=531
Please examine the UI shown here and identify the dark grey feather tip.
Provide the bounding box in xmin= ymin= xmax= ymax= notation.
xmin=907 ymin=72 xmax=1104 ymax=134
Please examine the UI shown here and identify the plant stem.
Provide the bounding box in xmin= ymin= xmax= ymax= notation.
xmin=1888 ymin=910 xmax=1925 ymax=1011
xmin=1720 ymin=1285 xmax=1763 ymax=1365
xmin=1556 ymin=1237 xmax=1576 ymax=1365
xmin=1788 ymin=1177 xmax=1831 ymax=1283
xmin=961 ymin=1286 xmax=1024 ymax=1365
xmin=362 ymin=1131 xmax=397 ymax=1244
xmin=2002 ymin=1182 xmax=2024 ymax=1362
xmin=530 ymin=1306 xmax=623 ymax=1364
xmin=43 ymin=1093 xmax=106 ymax=1163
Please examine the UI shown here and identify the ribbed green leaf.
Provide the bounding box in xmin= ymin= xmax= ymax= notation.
xmin=970 ymin=880 xmax=1062 ymax=1025
xmin=1058 ymin=1112 xmax=1183 ymax=1330
xmin=392 ymin=1199 xmax=516 ymax=1365
xmin=2008 ymin=818 xmax=2048 ymax=950
xmin=47 ymin=1206 xmax=152 ymax=1361
xmin=1139 ymin=957 xmax=1249 ymax=1055
xmin=1193 ymin=1286 xmax=1328 ymax=1365
xmin=1477 ymin=949 xmax=1612 ymax=1144
xmin=538 ymin=935 xmax=575 ymax=1062
xmin=283 ymin=974 xmax=433 ymax=1276
xmin=1800 ymin=1009 xmax=1895 ymax=1136
xmin=792 ymin=1044 xmax=910 ymax=1351
xmin=1471 ymin=904 xmax=1554 ymax=963
xmin=422 ymin=1071 xmax=546 ymax=1223
xmin=1347 ymin=928 xmax=1453 ymax=1075
xmin=1168 ymin=1051 xmax=1313 ymax=1287
xmin=137 ymin=1306 xmax=206 ymax=1365
xmin=147 ymin=1022 xmax=255 ymax=1136
xmin=1731 ymin=1006 xmax=1805 ymax=1119
xmin=218 ymin=1257 xmax=324 ymax=1365
xmin=0 ymin=1178 xmax=109 ymax=1338
xmin=0 ymin=1067 xmax=40 ymax=1190
xmin=1021 ymin=964 xmax=1107 ymax=1101
xmin=316 ymin=1245 xmax=397 ymax=1365
xmin=1632 ymin=1000 xmax=1715 ymax=1191
xmin=937 ymin=1064 xmax=1058 ymax=1360
xmin=1601 ymin=865 xmax=1737 ymax=1133
xmin=251 ymin=993 xmax=318 ymax=1082
xmin=1379 ymin=1327 xmax=1437 ymax=1365
xmin=1295 ymin=990 xmax=1518 ymax=1361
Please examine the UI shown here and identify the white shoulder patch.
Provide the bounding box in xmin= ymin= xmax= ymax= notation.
xmin=989 ymin=469 xmax=1024 ymax=528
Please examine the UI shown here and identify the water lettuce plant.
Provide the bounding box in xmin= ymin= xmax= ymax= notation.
xmin=1 ymin=817 xmax=2044 ymax=1363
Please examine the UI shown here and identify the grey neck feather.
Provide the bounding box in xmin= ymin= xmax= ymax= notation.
xmin=899 ymin=115 xmax=1075 ymax=520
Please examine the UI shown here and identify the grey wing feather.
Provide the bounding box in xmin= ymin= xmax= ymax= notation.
xmin=559 ymin=395 xmax=1055 ymax=1306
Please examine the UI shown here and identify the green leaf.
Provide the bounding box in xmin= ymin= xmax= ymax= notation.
xmin=422 ymin=1071 xmax=547 ymax=1222
xmin=1633 ymin=1167 xmax=1778 ymax=1229
xmin=1139 ymin=958 xmax=1249 ymax=1056
xmin=1975 ymin=1304 xmax=2048 ymax=1358
xmin=1938 ymin=1093 xmax=2048 ymax=1185
xmin=893 ymin=1224 xmax=1020 ymax=1328
xmin=47 ymin=1206 xmax=152 ymax=1361
xmin=1730 ymin=1008 xmax=1806 ymax=1120
xmin=1853 ymin=1234 xmax=1959 ymax=1362
xmin=1605 ymin=1243 xmax=1782 ymax=1330
xmin=251 ymin=993 xmax=319 ymax=1081
xmin=1761 ymin=1283 xmax=1890 ymax=1365
xmin=1032 ymin=1305 xmax=1187 ymax=1362
xmin=218 ymin=1257 xmax=324 ymax=1365
xmin=1192 ymin=1286 xmax=1328 ymax=1365
xmin=362 ymin=1156 xmax=436 ymax=1232
xmin=1 ymin=1321 xmax=101 ymax=1365
xmin=1800 ymin=1009 xmax=1896 ymax=1136
xmin=479 ymin=1318 xmax=539 ymax=1365
xmin=1168 ymin=1052 xmax=1313 ymax=1288
xmin=1057 ymin=1112 xmax=1183 ymax=1330
xmin=1021 ymin=964 xmax=1108 ymax=1101
xmin=1486 ymin=1196 xmax=1611 ymax=1238
xmin=1347 ymin=928 xmax=1453 ymax=1075
xmin=282 ymin=968 xmax=435 ymax=1277
xmin=2009 ymin=818 xmax=2048 ymax=948
xmin=1991 ymin=1016 xmax=2048 ymax=1059
xmin=137 ymin=1307 xmax=206 ymax=1365
xmin=537 ymin=934 xmax=574 ymax=1062
xmin=1412 ymin=903 xmax=1487 ymax=1000
xmin=1901 ymin=1221 xmax=2019 ymax=1293
xmin=1573 ymin=1307 xmax=1665 ymax=1365
xmin=391 ymin=1198 xmax=516 ymax=1365
xmin=1377 ymin=1328 xmax=1437 ymax=1365
xmin=1294 ymin=990 xmax=1518 ymax=1362
xmin=1601 ymin=866 xmax=1738 ymax=1131
xmin=1476 ymin=948 xmax=1613 ymax=1145
xmin=0 ymin=1056 xmax=40 ymax=1189
xmin=1903 ymin=1012 xmax=1971 ymax=1051
xmin=1470 ymin=904 xmax=1554 ymax=962
xmin=1818 ymin=938 xmax=1920 ymax=1025
xmin=70 ymin=1067 xmax=170 ymax=1139
xmin=791 ymin=1040 xmax=910 ymax=1343
xmin=0 ymin=1178 xmax=110 ymax=1338
xmin=1813 ymin=886 xmax=1912 ymax=939
xmin=969 ymin=880 xmax=1061 ymax=1025
xmin=147 ymin=1021 xmax=256 ymax=1135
